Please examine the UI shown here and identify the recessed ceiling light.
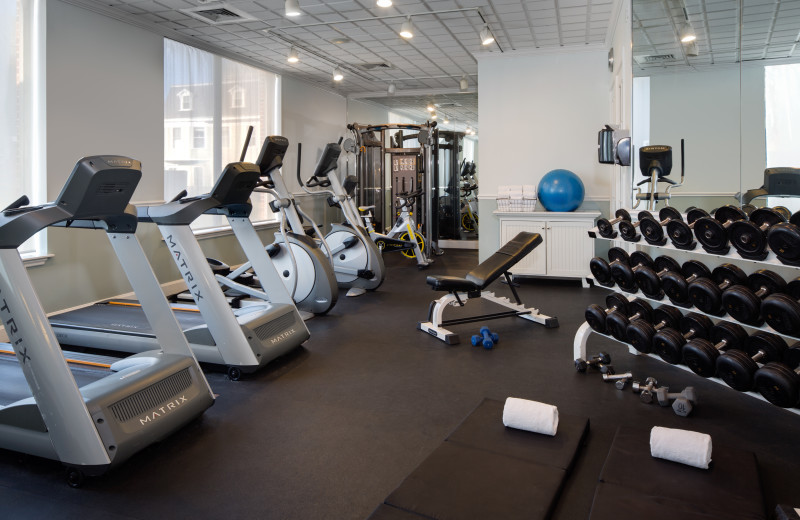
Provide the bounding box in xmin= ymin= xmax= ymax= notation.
xmin=376 ymin=0 xmax=392 ymax=7
xmin=330 ymin=37 xmax=351 ymax=44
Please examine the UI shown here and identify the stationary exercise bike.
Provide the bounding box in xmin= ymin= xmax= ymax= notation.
xmin=460 ymin=182 xmax=479 ymax=233
xmin=299 ymin=141 xmax=385 ymax=296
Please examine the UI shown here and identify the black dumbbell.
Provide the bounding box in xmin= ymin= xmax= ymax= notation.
xmin=753 ymin=342 xmax=800 ymax=408
xmin=693 ymin=205 xmax=749 ymax=255
xmin=773 ymin=206 xmax=792 ymax=220
xmin=721 ymin=269 xmax=787 ymax=325
xmin=617 ymin=211 xmax=654 ymax=242
xmin=626 ymin=305 xmax=683 ymax=354
xmin=632 ymin=255 xmax=681 ymax=300
xmin=589 ymin=247 xmax=629 ymax=288
xmin=652 ymin=312 xmax=714 ymax=364
xmin=660 ymin=260 xmax=712 ymax=307
xmin=609 ymin=251 xmax=654 ymax=293
xmin=605 ymin=299 xmax=654 ymax=342
xmin=687 ymin=263 xmax=748 ymax=315
xmin=665 ymin=207 xmax=709 ymax=250
xmin=716 ymin=331 xmax=787 ymax=391
xmin=638 ymin=207 xmax=683 ymax=246
xmin=761 ymin=276 xmax=800 ymax=335
xmin=728 ymin=207 xmax=788 ymax=260
xmin=767 ymin=213 xmax=800 ymax=267
xmin=585 ymin=292 xmax=630 ymax=335
xmin=596 ymin=209 xmax=632 ymax=239
xmin=682 ymin=321 xmax=748 ymax=378
xmin=575 ymin=352 xmax=613 ymax=373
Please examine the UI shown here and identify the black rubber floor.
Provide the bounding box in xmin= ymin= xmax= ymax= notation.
xmin=1 ymin=248 xmax=799 ymax=519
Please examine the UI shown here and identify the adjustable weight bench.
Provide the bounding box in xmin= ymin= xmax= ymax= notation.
xmin=418 ymin=232 xmax=559 ymax=344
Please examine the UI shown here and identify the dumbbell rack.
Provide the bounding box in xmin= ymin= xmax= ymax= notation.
xmin=577 ymin=215 xmax=800 ymax=415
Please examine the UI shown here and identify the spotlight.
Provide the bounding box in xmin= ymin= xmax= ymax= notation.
xmin=430 ymin=111 xmax=437 ymax=120
xmin=333 ymin=66 xmax=344 ymax=82
xmin=399 ymin=17 xmax=414 ymax=39
xmin=388 ymin=82 xmax=396 ymax=95
xmin=376 ymin=0 xmax=392 ymax=7
xmin=678 ymin=22 xmax=696 ymax=43
xmin=685 ymin=41 xmax=698 ymax=57
xmin=479 ymin=26 xmax=495 ymax=46
xmin=426 ymin=103 xmax=435 ymax=112
xmin=443 ymin=118 xmax=449 ymax=124
xmin=459 ymin=75 xmax=468 ymax=91
xmin=285 ymin=0 xmax=301 ymax=17
xmin=287 ymin=47 xmax=299 ymax=63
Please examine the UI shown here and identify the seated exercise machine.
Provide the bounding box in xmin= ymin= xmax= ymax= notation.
xmin=299 ymin=141 xmax=386 ymax=296
xmin=224 ymin=135 xmax=339 ymax=316
xmin=50 ymin=159 xmax=310 ymax=380
xmin=0 ymin=156 xmax=214 ymax=485
xmin=418 ymin=232 xmax=559 ymax=344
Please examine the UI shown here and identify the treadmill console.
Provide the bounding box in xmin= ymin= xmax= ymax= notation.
xmin=56 ymin=156 xmax=142 ymax=220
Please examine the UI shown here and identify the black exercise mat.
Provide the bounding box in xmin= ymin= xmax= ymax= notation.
xmin=384 ymin=442 xmax=566 ymax=520
xmin=445 ymin=398 xmax=589 ymax=471
xmin=589 ymin=482 xmax=751 ymax=520
xmin=591 ymin=427 xmax=765 ymax=520
xmin=367 ymin=504 xmax=430 ymax=520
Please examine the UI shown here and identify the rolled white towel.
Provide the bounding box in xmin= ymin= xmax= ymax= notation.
xmin=502 ymin=397 xmax=559 ymax=436
xmin=522 ymin=184 xmax=537 ymax=198
xmin=650 ymin=426 xmax=712 ymax=469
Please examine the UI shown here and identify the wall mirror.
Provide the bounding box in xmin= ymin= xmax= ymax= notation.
xmin=631 ymin=0 xmax=800 ymax=215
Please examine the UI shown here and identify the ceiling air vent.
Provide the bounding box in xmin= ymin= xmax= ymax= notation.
xmin=357 ymin=62 xmax=395 ymax=71
xmin=181 ymin=3 xmax=256 ymax=25
xmin=634 ymin=54 xmax=676 ymax=64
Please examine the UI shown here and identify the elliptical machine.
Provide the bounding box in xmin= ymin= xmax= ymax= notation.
xmin=299 ymin=142 xmax=385 ymax=296
xmin=250 ymin=136 xmax=339 ymax=314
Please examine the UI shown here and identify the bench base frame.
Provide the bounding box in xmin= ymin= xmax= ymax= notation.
xmin=418 ymin=290 xmax=558 ymax=345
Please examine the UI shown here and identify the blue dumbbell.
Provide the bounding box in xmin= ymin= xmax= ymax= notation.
xmin=471 ymin=326 xmax=499 ymax=349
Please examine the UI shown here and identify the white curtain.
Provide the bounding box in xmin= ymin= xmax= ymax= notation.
xmin=0 ymin=0 xmax=44 ymax=256
xmin=765 ymin=63 xmax=800 ymax=168
xmin=164 ymin=39 xmax=279 ymax=230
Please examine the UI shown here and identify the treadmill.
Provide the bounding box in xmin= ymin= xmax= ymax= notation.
xmin=50 ymin=160 xmax=310 ymax=380
xmin=0 ymin=156 xmax=214 ymax=485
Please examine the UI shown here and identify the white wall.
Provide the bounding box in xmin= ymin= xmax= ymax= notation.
xmin=477 ymin=47 xmax=610 ymax=258
xmin=347 ymin=98 xmax=392 ymax=125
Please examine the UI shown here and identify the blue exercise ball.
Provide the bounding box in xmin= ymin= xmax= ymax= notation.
xmin=537 ymin=169 xmax=585 ymax=212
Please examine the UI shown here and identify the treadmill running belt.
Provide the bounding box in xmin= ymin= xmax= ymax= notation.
xmin=50 ymin=302 xmax=207 ymax=336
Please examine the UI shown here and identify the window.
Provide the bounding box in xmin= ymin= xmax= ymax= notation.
xmin=1 ymin=0 xmax=45 ymax=258
xmin=164 ymin=39 xmax=280 ymax=231
xmin=765 ymin=63 xmax=800 ymax=168
xmin=229 ymin=86 xmax=245 ymax=109
xmin=178 ymin=89 xmax=192 ymax=111
xmin=193 ymin=127 xmax=205 ymax=149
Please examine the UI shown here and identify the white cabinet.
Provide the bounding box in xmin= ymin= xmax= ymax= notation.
xmin=495 ymin=211 xmax=599 ymax=284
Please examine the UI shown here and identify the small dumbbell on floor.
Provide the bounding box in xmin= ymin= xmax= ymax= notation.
xmin=632 ymin=377 xmax=659 ymax=403
xmin=575 ymin=352 xmax=613 ymax=373
xmin=471 ymin=326 xmax=499 ymax=349
xmin=655 ymin=386 xmax=697 ymax=416
xmin=602 ymin=371 xmax=632 ymax=390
